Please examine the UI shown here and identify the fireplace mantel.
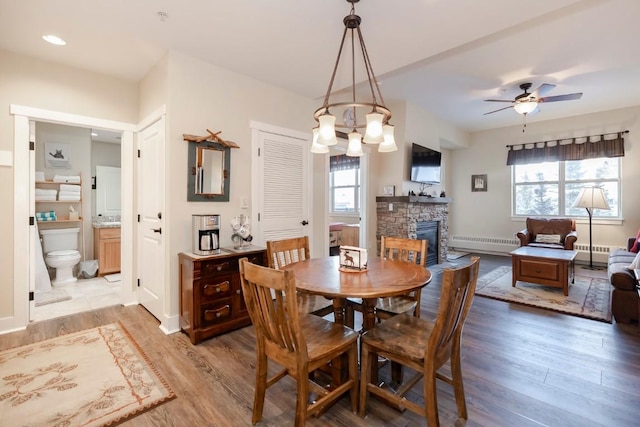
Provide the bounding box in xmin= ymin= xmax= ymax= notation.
xmin=376 ymin=196 xmax=452 ymax=204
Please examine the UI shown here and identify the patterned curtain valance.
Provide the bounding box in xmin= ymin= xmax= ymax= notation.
xmin=330 ymin=154 xmax=360 ymax=171
xmin=506 ymin=131 xmax=627 ymax=166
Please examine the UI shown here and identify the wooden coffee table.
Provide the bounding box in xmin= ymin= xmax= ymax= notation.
xmin=510 ymin=246 xmax=578 ymax=296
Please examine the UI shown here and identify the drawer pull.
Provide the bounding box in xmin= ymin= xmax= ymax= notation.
xmin=204 ymin=281 xmax=230 ymax=296
xmin=236 ymin=289 xmax=241 ymax=295
xmin=217 ymin=265 xmax=223 ymax=271
xmin=204 ymin=305 xmax=231 ymax=321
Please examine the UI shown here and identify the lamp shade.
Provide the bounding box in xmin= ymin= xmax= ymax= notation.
xmin=317 ymin=114 xmax=337 ymax=146
xmin=378 ymin=124 xmax=397 ymax=152
xmin=514 ymin=101 xmax=537 ymax=115
xmin=363 ymin=112 xmax=384 ymax=144
xmin=572 ymin=187 xmax=610 ymax=210
xmin=310 ymin=128 xmax=329 ymax=154
xmin=346 ymin=130 xmax=364 ymax=157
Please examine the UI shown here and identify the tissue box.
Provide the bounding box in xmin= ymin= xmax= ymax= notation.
xmin=69 ymin=212 xmax=80 ymax=221
xmin=339 ymin=246 xmax=368 ymax=271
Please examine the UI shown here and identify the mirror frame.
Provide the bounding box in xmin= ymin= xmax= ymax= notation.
xmin=187 ymin=140 xmax=231 ymax=202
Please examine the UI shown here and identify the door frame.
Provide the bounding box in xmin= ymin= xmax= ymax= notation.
xmin=10 ymin=104 xmax=136 ymax=331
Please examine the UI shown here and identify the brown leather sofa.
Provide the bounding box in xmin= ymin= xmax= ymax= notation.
xmin=517 ymin=217 xmax=578 ymax=250
xmin=608 ymin=237 xmax=638 ymax=323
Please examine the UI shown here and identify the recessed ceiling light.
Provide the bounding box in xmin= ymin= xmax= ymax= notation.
xmin=42 ymin=35 xmax=66 ymax=46
xmin=91 ymin=132 xmax=98 ymax=137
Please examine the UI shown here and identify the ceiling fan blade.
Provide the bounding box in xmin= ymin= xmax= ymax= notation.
xmin=484 ymin=99 xmax=515 ymax=103
xmin=531 ymin=83 xmax=556 ymax=98
xmin=484 ymin=105 xmax=514 ymax=115
xmin=539 ymin=93 xmax=583 ymax=103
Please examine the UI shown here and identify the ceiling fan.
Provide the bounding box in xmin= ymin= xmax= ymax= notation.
xmin=484 ymin=82 xmax=583 ymax=116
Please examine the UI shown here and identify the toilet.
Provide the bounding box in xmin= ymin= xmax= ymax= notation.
xmin=40 ymin=228 xmax=82 ymax=286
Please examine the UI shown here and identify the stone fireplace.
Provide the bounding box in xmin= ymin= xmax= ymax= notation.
xmin=376 ymin=196 xmax=451 ymax=265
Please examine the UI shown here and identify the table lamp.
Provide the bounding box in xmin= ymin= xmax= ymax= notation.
xmin=572 ymin=187 xmax=610 ymax=269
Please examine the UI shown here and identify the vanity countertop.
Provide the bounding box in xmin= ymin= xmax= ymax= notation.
xmin=92 ymin=222 xmax=121 ymax=229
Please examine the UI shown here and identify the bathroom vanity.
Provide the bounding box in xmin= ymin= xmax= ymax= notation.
xmin=179 ymin=247 xmax=266 ymax=344
xmin=93 ymin=225 xmax=121 ymax=276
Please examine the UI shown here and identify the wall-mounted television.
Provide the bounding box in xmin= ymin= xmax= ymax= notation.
xmin=410 ymin=143 xmax=442 ymax=184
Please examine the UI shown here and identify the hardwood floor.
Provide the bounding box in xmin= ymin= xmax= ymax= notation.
xmin=2 ymin=253 xmax=640 ymax=426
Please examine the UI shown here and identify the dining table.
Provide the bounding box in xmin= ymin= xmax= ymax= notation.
xmin=282 ymin=255 xmax=432 ymax=386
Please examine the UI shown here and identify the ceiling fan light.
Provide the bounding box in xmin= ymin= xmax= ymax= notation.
xmin=378 ymin=124 xmax=397 ymax=152
xmin=317 ymin=114 xmax=337 ymax=146
xmin=310 ymin=128 xmax=329 ymax=154
xmin=363 ymin=112 xmax=384 ymax=144
xmin=346 ymin=131 xmax=364 ymax=157
xmin=514 ymin=101 xmax=537 ymax=115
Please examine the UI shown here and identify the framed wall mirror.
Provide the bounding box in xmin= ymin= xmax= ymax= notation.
xmin=187 ymin=141 xmax=230 ymax=201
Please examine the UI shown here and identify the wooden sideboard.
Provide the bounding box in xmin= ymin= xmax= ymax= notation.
xmin=179 ymin=247 xmax=266 ymax=344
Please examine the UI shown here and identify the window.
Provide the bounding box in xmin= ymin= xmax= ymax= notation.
xmin=513 ymin=157 xmax=620 ymax=218
xmin=330 ymin=155 xmax=360 ymax=214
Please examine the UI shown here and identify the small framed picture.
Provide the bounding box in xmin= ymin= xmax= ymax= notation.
xmin=383 ymin=185 xmax=395 ymax=196
xmin=45 ymin=142 xmax=72 ymax=169
xmin=471 ymin=174 xmax=487 ymax=192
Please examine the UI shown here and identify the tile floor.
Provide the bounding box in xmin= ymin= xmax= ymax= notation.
xmin=31 ymin=276 xmax=122 ymax=323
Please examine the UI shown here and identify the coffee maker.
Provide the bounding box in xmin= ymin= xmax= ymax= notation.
xmin=192 ymin=214 xmax=220 ymax=255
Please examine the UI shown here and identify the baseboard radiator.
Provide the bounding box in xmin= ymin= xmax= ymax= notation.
xmin=449 ymin=235 xmax=620 ymax=264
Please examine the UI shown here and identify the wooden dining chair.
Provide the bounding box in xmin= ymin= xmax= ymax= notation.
xmin=266 ymin=236 xmax=334 ymax=317
xmin=358 ymin=256 xmax=480 ymax=427
xmin=239 ymin=258 xmax=359 ymax=426
xmin=346 ymin=236 xmax=427 ymax=327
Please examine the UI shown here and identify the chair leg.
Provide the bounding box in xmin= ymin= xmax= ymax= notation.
xmin=358 ymin=343 xmax=372 ymax=417
xmin=295 ymin=367 xmax=309 ymax=427
xmin=348 ymin=342 xmax=358 ymax=413
xmin=450 ymin=344 xmax=468 ymax=419
xmin=424 ymin=368 xmax=439 ymax=427
xmin=252 ymin=353 xmax=268 ymax=424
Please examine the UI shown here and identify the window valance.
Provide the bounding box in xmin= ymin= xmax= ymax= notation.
xmin=506 ymin=131 xmax=627 ymax=166
xmin=330 ymin=154 xmax=360 ymax=171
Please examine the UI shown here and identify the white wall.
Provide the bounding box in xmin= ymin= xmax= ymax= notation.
xmin=0 ymin=48 xmax=138 ymax=320
xmin=449 ymin=106 xmax=640 ymax=263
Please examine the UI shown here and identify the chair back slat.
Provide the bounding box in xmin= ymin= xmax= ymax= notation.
xmin=380 ymin=236 xmax=427 ymax=267
xmin=267 ymin=236 xmax=310 ymax=270
xmin=239 ymin=258 xmax=305 ymax=355
xmin=428 ymin=256 xmax=479 ymax=364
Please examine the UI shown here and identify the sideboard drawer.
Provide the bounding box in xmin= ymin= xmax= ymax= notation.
xmin=200 ymin=300 xmax=233 ymax=326
xmin=198 ymin=275 xmax=233 ymax=302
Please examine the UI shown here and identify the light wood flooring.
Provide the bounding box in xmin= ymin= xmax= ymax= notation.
xmin=2 ymin=253 xmax=640 ymax=426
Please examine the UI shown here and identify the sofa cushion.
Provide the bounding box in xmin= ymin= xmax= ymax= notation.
xmin=535 ymin=234 xmax=562 ymax=244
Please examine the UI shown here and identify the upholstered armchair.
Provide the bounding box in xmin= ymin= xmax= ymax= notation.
xmin=516 ymin=217 xmax=578 ymax=250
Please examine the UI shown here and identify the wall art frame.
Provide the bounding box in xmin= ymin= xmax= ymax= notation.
xmin=471 ymin=174 xmax=487 ymax=192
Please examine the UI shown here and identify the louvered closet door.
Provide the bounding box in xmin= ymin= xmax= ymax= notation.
xmin=257 ymin=130 xmax=310 ymax=243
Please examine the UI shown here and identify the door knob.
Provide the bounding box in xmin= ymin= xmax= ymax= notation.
xmin=301 ymin=220 xmax=309 ymax=226
xmin=152 ymin=227 xmax=162 ymax=234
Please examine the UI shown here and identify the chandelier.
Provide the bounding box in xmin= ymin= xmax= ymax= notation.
xmin=311 ymin=0 xmax=397 ymax=156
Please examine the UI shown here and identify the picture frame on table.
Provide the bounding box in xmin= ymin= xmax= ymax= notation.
xmin=471 ymin=174 xmax=487 ymax=192
xmin=383 ymin=185 xmax=395 ymax=197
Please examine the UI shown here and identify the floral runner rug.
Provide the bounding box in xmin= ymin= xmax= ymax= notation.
xmin=475 ymin=266 xmax=612 ymax=323
xmin=0 ymin=322 xmax=175 ymax=426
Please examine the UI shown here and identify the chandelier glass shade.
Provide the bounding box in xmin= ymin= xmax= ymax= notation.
xmin=313 ymin=0 xmax=396 ymax=156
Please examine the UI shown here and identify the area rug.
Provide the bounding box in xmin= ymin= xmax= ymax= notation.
xmin=0 ymin=322 xmax=175 ymax=426
xmin=34 ymin=288 xmax=71 ymax=307
xmin=475 ymin=266 xmax=612 ymax=323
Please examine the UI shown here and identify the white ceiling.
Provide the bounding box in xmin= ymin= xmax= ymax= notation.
xmin=2 ymin=0 xmax=639 ymax=133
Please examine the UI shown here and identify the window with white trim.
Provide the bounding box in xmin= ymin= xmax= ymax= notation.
xmin=512 ymin=157 xmax=620 ymax=218
xmin=330 ymin=155 xmax=360 ymax=214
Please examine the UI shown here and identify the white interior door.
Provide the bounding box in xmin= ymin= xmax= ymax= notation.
xmin=96 ymin=166 xmax=121 ymax=216
xmin=251 ymin=125 xmax=310 ymax=245
xmin=137 ymin=118 xmax=166 ymax=326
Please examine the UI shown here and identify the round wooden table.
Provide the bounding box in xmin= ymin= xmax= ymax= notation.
xmin=283 ymin=256 xmax=432 ymax=332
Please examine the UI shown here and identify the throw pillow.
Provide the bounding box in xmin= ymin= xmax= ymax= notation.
xmin=631 ymin=229 xmax=640 ymax=253
xmin=629 ymin=250 xmax=640 ymax=270
xmin=535 ymin=234 xmax=562 ymax=244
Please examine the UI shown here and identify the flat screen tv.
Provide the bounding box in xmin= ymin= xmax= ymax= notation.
xmin=410 ymin=143 xmax=442 ymax=184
